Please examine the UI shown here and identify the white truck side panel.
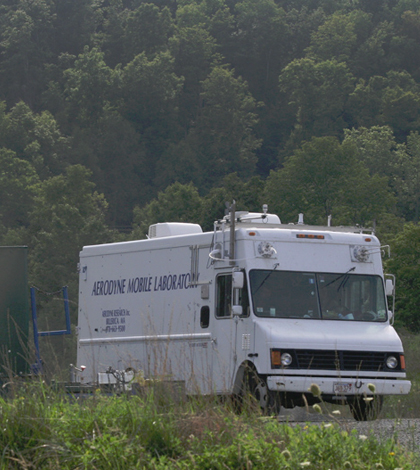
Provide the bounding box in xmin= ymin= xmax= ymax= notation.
xmin=77 ymin=233 xmax=221 ymax=393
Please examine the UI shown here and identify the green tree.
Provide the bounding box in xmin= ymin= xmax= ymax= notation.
xmin=26 ymin=164 xmax=113 ymax=372
xmin=131 ymin=182 xmax=203 ymax=239
xmin=0 ymin=148 xmax=39 ymax=230
xmin=96 ymin=0 xmax=127 ymax=68
xmin=305 ymin=12 xmax=358 ymax=62
xmin=173 ymin=0 xmax=235 ymax=51
xmin=53 ymin=0 xmax=96 ymax=56
xmin=232 ymin=0 xmax=288 ymax=101
xmin=156 ymin=66 xmax=260 ymax=191
xmin=123 ymin=3 xmax=174 ymax=63
xmin=201 ymin=173 xmax=265 ymax=230
xmin=265 ymin=136 xmax=393 ymax=226
xmin=121 ymin=51 xmax=183 ymax=135
xmin=68 ymin=107 xmax=148 ymax=227
xmin=279 ymin=58 xmax=355 ymax=147
xmin=63 ymin=47 xmax=116 ymax=127
xmin=343 ymin=126 xmax=398 ymax=181
xmin=0 ymin=0 xmax=55 ymax=108
xmin=390 ymin=9 xmax=420 ymax=78
xmin=394 ymin=131 xmax=420 ymax=221
xmin=347 ymin=70 xmax=420 ymax=141
xmin=169 ymin=25 xmax=219 ymax=128
xmin=351 ymin=20 xmax=395 ymax=78
xmin=282 ymin=7 xmax=326 ymax=61
xmin=28 ymin=165 xmax=112 ymax=294
xmin=387 ymin=222 xmax=420 ymax=332
xmin=0 ymin=101 xmax=70 ymax=178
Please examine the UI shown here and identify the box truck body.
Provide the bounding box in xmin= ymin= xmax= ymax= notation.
xmin=76 ymin=210 xmax=410 ymax=420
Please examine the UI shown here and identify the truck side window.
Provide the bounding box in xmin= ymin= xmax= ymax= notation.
xmin=216 ymin=274 xmax=232 ymax=317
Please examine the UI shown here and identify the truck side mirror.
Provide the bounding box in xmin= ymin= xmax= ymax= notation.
xmin=385 ymin=278 xmax=394 ymax=296
xmin=232 ymin=305 xmax=243 ymax=316
xmin=232 ymin=271 xmax=244 ymax=289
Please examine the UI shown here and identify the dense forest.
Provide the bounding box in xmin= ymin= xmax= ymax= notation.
xmin=1 ymin=0 xmax=420 ymax=358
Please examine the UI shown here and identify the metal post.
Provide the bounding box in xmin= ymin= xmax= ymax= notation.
xmin=229 ymin=200 xmax=236 ymax=266
xmin=30 ymin=287 xmax=42 ymax=373
xmin=63 ymin=286 xmax=71 ymax=334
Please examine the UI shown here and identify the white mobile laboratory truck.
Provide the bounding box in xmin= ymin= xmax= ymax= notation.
xmin=76 ymin=204 xmax=411 ymax=420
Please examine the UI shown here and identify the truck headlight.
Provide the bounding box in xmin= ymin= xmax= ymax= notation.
xmin=386 ymin=355 xmax=398 ymax=369
xmin=281 ymin=352 xmax=293 ymax=366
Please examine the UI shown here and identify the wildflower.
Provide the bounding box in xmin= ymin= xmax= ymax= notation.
xmin=332 ymin=410 xmax=341 ymax=415
xmin=313 ymin=404 xmax=322 ymax=414
xmin=323 ymin=423 xmax=332 ymax=428
xmin=309 ymin=383 xmax=321 ymax=397
xmin=359 ymin=434 xmax=368 ymax=441
xmin=367 ymin=383 xmax=376 ymax=393
xmin=300 ymin=462 xmax=311 ymax=467
xmin=363 ymin=397 xmax=374 ymax=402
xmin=388 ymin=452 xmax=395 ymax=456
xmin=282 ymin=450 xmax=292 ymax=461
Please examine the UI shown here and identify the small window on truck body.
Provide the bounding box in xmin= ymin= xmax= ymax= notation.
xmin=200 ymin=306 xmax=210 ymax=328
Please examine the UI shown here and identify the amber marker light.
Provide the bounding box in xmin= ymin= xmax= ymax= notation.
xmin=365 ymin=237 xmax=372 ymax=242
xmin=248 ymin=232 xmax=256 ymax=236
xmin=400 ymin=354 xmax=406 ymax=370
xmin=271 ymin=349 xmax=282 ymax=368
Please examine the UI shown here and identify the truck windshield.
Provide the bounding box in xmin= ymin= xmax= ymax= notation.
xmin=249 ymin=270 xmax=387 ymax=322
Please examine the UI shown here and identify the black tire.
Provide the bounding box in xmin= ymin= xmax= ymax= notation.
xmin=241 ymin=366 xmax=281 ymax=416
xmin=349 ymin=395 xmax=383 ymax=421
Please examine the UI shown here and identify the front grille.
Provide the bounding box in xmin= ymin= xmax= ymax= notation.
xmin=275 ymin=349 xmax=401 ymax=372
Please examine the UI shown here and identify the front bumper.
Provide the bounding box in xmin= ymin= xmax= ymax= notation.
xmin=266 ymin=375 xmax=411 ymax=396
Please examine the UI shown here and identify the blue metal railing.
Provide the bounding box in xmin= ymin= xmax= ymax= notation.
xmin=30 ymin=286 xmax=71 ymax=373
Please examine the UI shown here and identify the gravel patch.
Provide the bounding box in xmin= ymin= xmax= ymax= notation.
xmin=278 ymin=407 xmax=420 ymax=452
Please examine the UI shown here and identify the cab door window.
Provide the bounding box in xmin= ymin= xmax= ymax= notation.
xmin=216 ymin=272 xmax=250 ymax=318
xmin=216 ymin=274 xmax=232 ymax=317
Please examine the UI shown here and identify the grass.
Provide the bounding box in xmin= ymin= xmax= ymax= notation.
xmin=0 ymin=328 xmax=418 ymax=469
xmin=380 ymin=329 xmax=420 ymax=419
xmin=0 ymin=378 xmax=418 ymax=470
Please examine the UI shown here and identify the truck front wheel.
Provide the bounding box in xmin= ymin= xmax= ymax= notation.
xmin=349 ymin=395 xmax=383 ymax=421
xmin=241 ymin=366 xmax=281 ymax=416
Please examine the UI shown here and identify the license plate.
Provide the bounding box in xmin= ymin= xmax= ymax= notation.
xmin=334 ymin=382 xmax=353 ymax=394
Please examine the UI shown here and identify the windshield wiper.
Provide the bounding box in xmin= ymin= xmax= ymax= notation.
xmin=325 ymin=267 xmax=356 ymax=291
xmin=254 ymin=263 xmax=279 ymax=294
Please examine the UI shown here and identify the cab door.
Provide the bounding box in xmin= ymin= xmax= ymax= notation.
xmin=212 ymin=271 xmax=252 ymax=394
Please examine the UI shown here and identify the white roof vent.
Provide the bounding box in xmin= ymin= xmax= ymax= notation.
xmin=224 ymin=212 xmax=281 ymax=224
xmin=245 ymin=212 xmax=281 ymax=224
xmin=148 ymin=222 xmax=203 ymax=239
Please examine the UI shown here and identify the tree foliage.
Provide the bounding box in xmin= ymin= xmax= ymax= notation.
xmin=2 ymin=0 xmax=420 ymax=335
xmin=387 ymin=223 xmax=420 ymax=332
xmin=265 ymin=136 xmax=393 ymax=226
